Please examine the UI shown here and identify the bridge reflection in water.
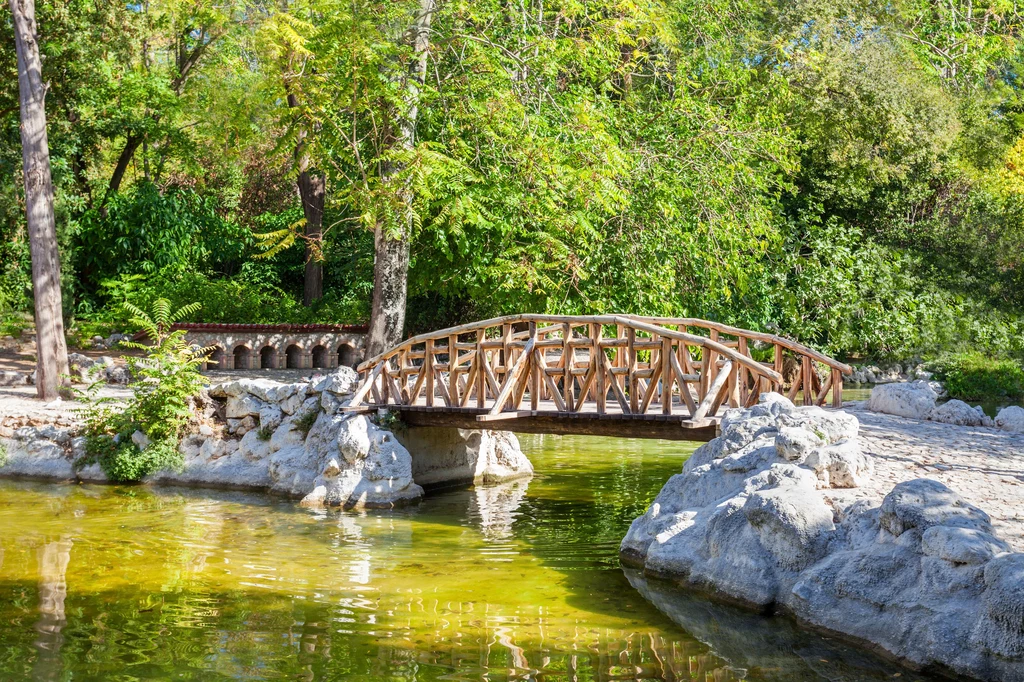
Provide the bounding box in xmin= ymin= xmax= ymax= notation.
xmin=348 ymin=315 xmax=852 ymax=441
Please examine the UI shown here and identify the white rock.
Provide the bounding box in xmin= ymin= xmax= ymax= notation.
xmin=995 ymin=406 xmax=1024 ymax=434
xmin=921 ymin=526 xmax=1010 ymax=565
xmin=622 ymin=396 xmax=1024 ymax=681
xmin=68 ymin=353 xmax=94 ymax=369
xmin=0 ymin=436 xmax=75 ymax=479
xmin=235 ymin=378 xmax=286 ymax=402
xmin=0 ymin=371 xmax=30 ymax=386
xmin=225 ymin=394 xmax=265 ymax=419
xmin=105 ymin=365 xmax=130 ymax=384
xmin=131 ymin=430 xmax=150 ymax=451
xmin=310 ymin=367 xmax=359 ymax=396
xmin=395 ymin=427 xmax=534 ymax=487
xmin=928 ymin=399 xmax=993 ymax=427
xmin=279 ymin=389 xmax=308 ymax=415
xmin=866 ymin=381 xmax=938 ymax=419
xmin=258 ymin=404 xmax=283 ymax=431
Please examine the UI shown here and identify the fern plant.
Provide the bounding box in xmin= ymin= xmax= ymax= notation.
xmin=78 ymin=298 xmax=211 ymax=482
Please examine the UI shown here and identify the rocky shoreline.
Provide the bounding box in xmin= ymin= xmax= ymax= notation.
xmin=0 ymin=367 xmax=533 ymax=508
xmin=621 ymin=393 xmax=1024 ymax=681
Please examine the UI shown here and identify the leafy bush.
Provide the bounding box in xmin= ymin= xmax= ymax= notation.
xmin=929 ymin=352 xmax=1024 ymax=402
xmin=74 ymin=183 xmax=252 ymax=291
xmin=91 ymin=269 xmax=368 ymax=326
xmin=77 ymin=299 xmax=209 ymax=482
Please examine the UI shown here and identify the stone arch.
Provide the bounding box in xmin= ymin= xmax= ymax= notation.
xmin=233 ymin=344 xmax=253 ymax=370
xmin=337 ymin=342 xmax=359 ymax=368
xmin=259 ymin=346 xmax=276 ymax=369
xmin=285 ymin=343 xmax=305 ymax=369
xmin=208 ymin=345 xmax=227 ymax=370
xmin=311 ymin=344 xmax=329 ymax=369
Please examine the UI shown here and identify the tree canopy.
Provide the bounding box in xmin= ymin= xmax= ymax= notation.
xmin=3 ymin=0 xmax=1024 ymax=359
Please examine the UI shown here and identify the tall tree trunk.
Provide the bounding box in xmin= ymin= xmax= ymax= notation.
xmin=11 ymin=0 xmax=70 ymax=400
xmin=286 ymin=91 xmax=325 ymax=306
xmin=365 ymin=0 xmax=435 ymax=358
xmin=104 ymin=133 xmax=142 ymax=204
xmin=298 ymin=170 xmax=325 ymax=306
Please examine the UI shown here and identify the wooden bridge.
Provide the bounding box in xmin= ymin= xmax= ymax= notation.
xmin=345 ymin=315 xmax=852 ymax=441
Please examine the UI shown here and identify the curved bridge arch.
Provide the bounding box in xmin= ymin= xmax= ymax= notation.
xmin=347 ymin=315 xmax=851 ymax=441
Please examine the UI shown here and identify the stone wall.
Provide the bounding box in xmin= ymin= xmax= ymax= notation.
xmin=176 ymin=326 xmax=366 ymax=371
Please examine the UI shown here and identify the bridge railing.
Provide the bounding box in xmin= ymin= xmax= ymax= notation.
xmin=347 ymin=315 xmax=852 ymax=423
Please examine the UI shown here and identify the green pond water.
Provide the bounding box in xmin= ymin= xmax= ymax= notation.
xmin=0 ymin=433 xmax=932 ymax=681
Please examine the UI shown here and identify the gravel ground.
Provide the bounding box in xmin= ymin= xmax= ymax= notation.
xmin=832 ymin=402 xmax=1024 ymax=551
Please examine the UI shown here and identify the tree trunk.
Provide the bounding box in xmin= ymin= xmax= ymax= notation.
xmin=104 ymin=133 xmax=142 ymax=203
xmin=11 ymin=0 xmax=70 ymax=400
xmin=287 ymin=91 xmax=325 ymax=307
xmin=365 ymin=0 xmax=436 ymax=358
xmin=298 ymin=170 xmax=325 ymax=306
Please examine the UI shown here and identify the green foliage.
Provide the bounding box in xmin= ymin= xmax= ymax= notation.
xmin=75 ymin=184 xmax=253 ymax=295
xmin=929 ymin=352 xmax=1024 ymax=402
xmin=375 ymin=410 xmax=404 ymax=432
xmin=292 ymin=408 xmax=319 ymax=437
xmin=4 ymin=0 xmax=1024 ymax=373
xmin=256 ymin=425 xmax=274 ymax=441
xmin=92 ymin=269 xmax=368 ymax=326
xmin=77 ymin=299 xmax=209 ymax=482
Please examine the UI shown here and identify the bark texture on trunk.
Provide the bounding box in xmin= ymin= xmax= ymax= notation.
xmin=298 ymin=169 xmax=325 ymax=306
xmin=287 ymin=91 xmax=325 ymax=306
xmin=11 ymin=0 xmax=70 ymax=399
xmin=366 ymin=0 xmax=436 ymax=359
xmin=105 ymin=133 xmax=142 ymax=201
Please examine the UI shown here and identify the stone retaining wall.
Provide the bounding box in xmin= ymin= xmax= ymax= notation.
xmin=173 ymin=323 xmax=367 ymax=371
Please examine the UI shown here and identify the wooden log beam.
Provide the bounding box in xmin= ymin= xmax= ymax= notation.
xmin=485 ymin=337 xmax=535 ymax=417
xmin=692 ymin=360 xmax=733 ymax=421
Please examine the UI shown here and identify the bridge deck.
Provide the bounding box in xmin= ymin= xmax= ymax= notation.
xmin=347 ymin=315 xmax=852 ymax=440
xmin=369 ymin=397 xmax=724 ymax=441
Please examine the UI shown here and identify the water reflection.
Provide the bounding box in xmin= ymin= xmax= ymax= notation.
xmin=469 ymin=477 xmax=530 ymax=541
xmin=625 ymin=569 xmax=931 ymax=681
xmin=0 ymin=431 xmax=930 ymax=681
xmin=32 ymin=538 xmax=71 ymax=681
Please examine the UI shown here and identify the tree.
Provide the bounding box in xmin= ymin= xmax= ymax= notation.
xmin=290 ymin=94 xmax=326 ymax=307
xmin=258 ymin=5 xmax=326 ymax=306
xmin=365 ymin=0 xmax=436 ymax=358
xmin=10 ymin=0 xmax=69 ymax=399
xmin=102 ymin=0 xmax=234 ymax=203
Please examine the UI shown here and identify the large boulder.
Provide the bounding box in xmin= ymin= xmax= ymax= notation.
xmin=622 ymin=393 xmax=1024 ymax=681
xmin=996 ymin=406 xmax=1024 ymax=434
xmin=788 ymin=481 xmax=1021 ymax=680
xmin=0 ymin=370 xmax=30 ymax=386
xmin=866 ymin=380 xmax=938 ymax=419
xmin=621 ymin=394 xmax=869 ymax=607
xmin=928 ymin=399 xmax=993 ymax=427
xmin=296 ymin=414 xmax=423 ymax=508
xmin=310 ymin=366 xmax=359 ymax=396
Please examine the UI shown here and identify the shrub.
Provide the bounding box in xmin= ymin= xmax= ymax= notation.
xmin=77 ymin=299 xmax=209 ymax=482
xmin=929 ymin=352 xmax=1024 ymax=402
xmin=293 ymin=408 xmax=319 ymax=437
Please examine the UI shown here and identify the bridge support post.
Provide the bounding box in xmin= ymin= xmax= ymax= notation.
xmin=393 ymin=426 xmax=533 ymax=489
